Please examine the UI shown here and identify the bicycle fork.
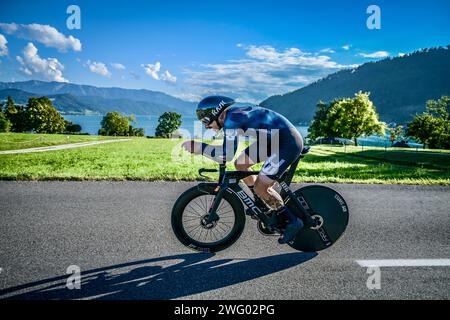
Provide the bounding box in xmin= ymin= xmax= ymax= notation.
xmin=205 ymin=184 xmax=226 ymax=224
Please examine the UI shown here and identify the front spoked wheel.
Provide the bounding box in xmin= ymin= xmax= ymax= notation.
xmin=171 ymin=185 xmax=246 ymax=252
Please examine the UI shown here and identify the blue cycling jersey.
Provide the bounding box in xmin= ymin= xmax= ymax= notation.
xmin=202 ymin=105 xmax=298 ymax=164
xmin=224 ymin=105 xmax=295 ymax=131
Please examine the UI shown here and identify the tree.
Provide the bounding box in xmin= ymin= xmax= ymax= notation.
xmin=0 ymin=106 xmax=11 ymax=132
xmin=5 ymin=96 xmax=16 ymax=115
xmin=99 ymin=112 xmax=130 ymax=136
xmin=155 ymin=112 xmax=182 ymax=138
xmin=26 ymin=97 xmax=65 ymax=133
xmin=123 ymin=115 xmax=141 ymax=136
xmin=406 ymin=114 xmax=441 ymax=148
xmin=8 ymin=105 xmax=31 ymax=132
xmin=307 ymin=92 xmax=385 ymax=145
xmin=126 ymin=124 xmax=145 ymax=136
xmin=132 ymin=127 xmax=145 ymax=137
xmin=389 ymin=125 xmax=404 ymax=146
xmin=3 ymin=96 xmax=30 ymax=132
xmin=426 ymin=96 xmax=450 ymax=120
xmin=307 ymin=101 xmax=332 ymax=141
xmin=406 ymin=96 xmax=450 ymax=149
xmin=128 ymin=114 xmax=137 ymax=124
xmin=64 ymin=120 xmax=82 ymax=133
xmin=329 ymin=92 xmax=385 ymax=146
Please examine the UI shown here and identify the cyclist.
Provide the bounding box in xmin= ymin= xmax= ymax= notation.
xmin=182 ymin=96 xmax=304 ymax=244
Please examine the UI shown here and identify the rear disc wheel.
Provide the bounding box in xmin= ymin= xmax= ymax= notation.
xmin=286 ymin=185 xmax=349 ymax=252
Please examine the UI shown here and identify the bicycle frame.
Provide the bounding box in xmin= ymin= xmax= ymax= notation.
xmin=200 ymin=152 xmax=318 ymax=229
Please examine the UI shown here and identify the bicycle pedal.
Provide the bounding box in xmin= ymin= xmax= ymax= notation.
xmin=257 ymin=221 xmax=280 ymax=236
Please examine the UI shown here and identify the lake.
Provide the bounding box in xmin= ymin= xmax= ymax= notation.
xmin=64 ymin=115 xmax=422 ymax=148
xmin=64 ymin=115 xmax=310 ymax=139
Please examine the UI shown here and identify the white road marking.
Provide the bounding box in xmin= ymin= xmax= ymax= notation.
xmin=356 ymin=259 xmax=450 ymax=267
xmin=0 ymin=139 xmax=131 ymax=154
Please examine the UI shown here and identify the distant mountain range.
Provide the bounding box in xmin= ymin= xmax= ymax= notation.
xmin=261 ymin=45 xmax=450 ymax=124
xmin=2 ymin=46 xmax=449 ymax=124
xmin=0 ymin=81 xmax=197 ymax=116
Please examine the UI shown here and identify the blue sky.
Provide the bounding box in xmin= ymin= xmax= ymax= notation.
xmin=0 ymin=0 xmax=449 ymax=102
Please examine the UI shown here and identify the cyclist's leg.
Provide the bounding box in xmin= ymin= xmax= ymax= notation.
xmin=235 ymin=142 xmax=273 ymax=213
xmin=255 ymin=128 xmax=303 ymax=203
xmin=253 ymin=174 xmax=284 ymax=209
xmin=255 ymin=174 xmax=303 ymax=243
xmin=253 ymin=129 xmax=304 ymax=243
xmin=234 ymin=141 xmax=269 ymax=188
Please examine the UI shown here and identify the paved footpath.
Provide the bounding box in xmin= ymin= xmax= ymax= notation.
xmin=0 ymin=139 xmax=130 ymax=155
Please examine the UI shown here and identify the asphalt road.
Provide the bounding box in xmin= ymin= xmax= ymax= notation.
xmin=0 ymin=181 xmax=449 ymax=300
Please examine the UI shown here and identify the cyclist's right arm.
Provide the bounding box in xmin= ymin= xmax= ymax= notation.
xmin=200 ymin=130 xmax=238 ymax=164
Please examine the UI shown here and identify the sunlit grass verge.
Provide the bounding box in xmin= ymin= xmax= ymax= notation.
xmin=0 ymin=137 xmax=449 ymax=185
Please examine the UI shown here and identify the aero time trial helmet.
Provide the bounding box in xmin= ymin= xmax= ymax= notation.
xmin=196 ymin=96 xmax=235 ymax=125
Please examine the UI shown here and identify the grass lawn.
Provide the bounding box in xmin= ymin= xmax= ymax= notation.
xmin=0 ymin=134 xmax=449 ymax=184
xmin=0 ymin=133 xmax=115 ymax=151
xmin=312 ymin=145 xmax=450 ymax=169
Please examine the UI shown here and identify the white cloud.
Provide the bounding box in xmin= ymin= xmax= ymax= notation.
xmin=141 ymin=62 xmax=161 ymax=80
xmin=111 ymin=63 xmax=126 ymax=70
xmin=358 ymin=51 xmax=389 ymax=58
xmin=16 ymin=42 xmax=68 ymax=82
xmin=20 ymin=64 xmax=32 ymax=76
xmin=246 ymin=45 xmax=299 ymax=60
xmin=342 ymin=44 xmax=351 ymax=50
xmin=0 ymin=34 xmax=7 ymax=56
xmin=0 ymin=22 xmax=81 ymax=52
xmin=398 ymin=52 xmax=406 ymax=57
xmin=174 ymin=93 xmax=202 ymax=102
xmin=141 ymin=61 xmax=176 ymax=83
xmin=86 ymin=60 xmax=111 ymax=77
xmin=320 ymin=48 xmax=335 ymax=54
xmin=184 ymin=44 xmax=358 ymax=102
xmin=160 ymin=70 xmax=177 ymax=83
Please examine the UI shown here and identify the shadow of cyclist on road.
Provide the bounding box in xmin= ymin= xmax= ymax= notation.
xmin=0 ymin=251 xmax=317 ymax=300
